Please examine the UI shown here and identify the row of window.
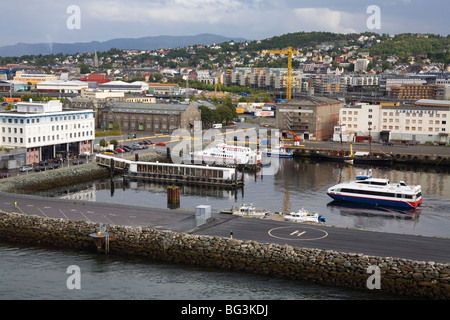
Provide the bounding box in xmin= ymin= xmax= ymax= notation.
xmin=1 ymin=113 xmax=93 ymax=125
xmin=2 ymin=131 xmax=94 ymax=145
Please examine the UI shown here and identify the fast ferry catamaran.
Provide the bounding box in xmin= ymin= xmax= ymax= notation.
xmin=327 ymin=170 xmax=422 ymax=208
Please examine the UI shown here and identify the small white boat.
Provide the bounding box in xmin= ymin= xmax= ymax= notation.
xmin=231 ymin=203 xmax=270 ymax=218
xmin=284 ymin=208 xmax=326 ymax=223
xmin=262 ymin=146 xmax=293 ymax=158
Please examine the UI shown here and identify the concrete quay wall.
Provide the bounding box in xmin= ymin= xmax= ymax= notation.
xmin=294 ymin=147 xmax=450 ymax=166
xmin=0 ymin=212 xmax=448 ymax=299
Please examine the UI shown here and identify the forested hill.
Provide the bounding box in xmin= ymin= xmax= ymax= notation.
xmin=246 ymin=31 xmax=360 ymax=51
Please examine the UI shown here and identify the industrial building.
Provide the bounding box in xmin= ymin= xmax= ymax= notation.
xmin=276 ymin=96 xmax=344 ymax=141
xmin=100 ymin=101 xmax=201 ymax=134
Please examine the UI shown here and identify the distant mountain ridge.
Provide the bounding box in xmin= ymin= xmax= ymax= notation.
xmin=0 ymin=33 xmax=246 ymax=57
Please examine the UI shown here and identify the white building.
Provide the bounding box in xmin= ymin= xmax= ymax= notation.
xmin=354 ymin=59 xmax=370 ymax=72
xmin=36 ymin=80 xmax=89 ymax=93
xmin=98 ymin=81 xmax=149 ymax=93
xmin=0 ymin=100 xmax=95 ymax=165
xmin=339 ymin=103 xmax=382 ymax=141
xmin=339 ymin=100 xmax=450 ymax=145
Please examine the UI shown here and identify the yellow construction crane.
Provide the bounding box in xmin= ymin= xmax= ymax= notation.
xmin=266 ymin=47 xmax=298 ymax=100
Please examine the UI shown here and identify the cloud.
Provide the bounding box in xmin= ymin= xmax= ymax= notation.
xmin=293 ymin=8 xmax=358 ymax=34
xmin=85 ymin=0 xmax=248 ymax=24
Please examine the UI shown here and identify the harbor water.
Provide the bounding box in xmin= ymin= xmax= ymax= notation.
xmin=1 ymin=158 xmax=449 ymax=300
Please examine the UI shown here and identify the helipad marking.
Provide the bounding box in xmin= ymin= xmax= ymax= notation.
xmin=290 ymin=230 xmax=306 ymax=237
xmin=268 ymin=226 xmax=328 ymax=241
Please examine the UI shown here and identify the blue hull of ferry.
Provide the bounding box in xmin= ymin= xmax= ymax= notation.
xmin=263 ymin=153 xmax=293 ymax=158
xmin=327 ymin=193 xmax=421 ymax=209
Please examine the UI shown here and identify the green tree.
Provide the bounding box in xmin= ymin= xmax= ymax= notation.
xmin=79 ymin=63 xmax=91 ymax=74
xmin=110 ymin=139 xmax=119 ymax=149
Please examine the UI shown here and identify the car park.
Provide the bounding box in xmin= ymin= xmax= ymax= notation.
xmin=20 ymin=166 xmax=33 ymax=172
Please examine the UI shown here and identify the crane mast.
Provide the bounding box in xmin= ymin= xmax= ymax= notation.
xmin=266 ymin=47 xmax=298 ymax=100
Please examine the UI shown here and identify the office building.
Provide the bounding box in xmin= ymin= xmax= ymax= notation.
xmin=0 ymin=100 xmax=95 ymax=164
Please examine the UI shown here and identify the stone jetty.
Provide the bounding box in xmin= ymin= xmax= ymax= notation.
xmin=0 ymin=211 xmax=448 ymax=299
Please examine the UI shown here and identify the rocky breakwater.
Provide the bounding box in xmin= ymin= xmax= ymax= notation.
xmin=0 ymin=211 xmax=448 ymax=299
xmin=0 ymin=162 xmax=110 ymax=193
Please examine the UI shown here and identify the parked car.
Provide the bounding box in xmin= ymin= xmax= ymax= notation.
xmin=156 ymin=142 xmax=166 ymax=146
xmin=20 ymin=166 xmax=33 ymax=172
xmin=115 ymin=148 xmax=125 ymax=153
xmin=383 ymin=141 xmax=394 ymax=146
xmin=72 ymin=160 xmax=84 ymax=165
xmin=0 ymin=173 xmax=9 ymax=179
xmin=146 ymin=140 xmax=154 ymax=144
xmin=122 ymin=146 xmax=132 ymax=152
xmin=49 ymin=164 xmax=60 ymax=170
xmin=34 ymin=166 xmax=46 ymax=172
xmin=39 ymin=160 xmax=48 ymax=166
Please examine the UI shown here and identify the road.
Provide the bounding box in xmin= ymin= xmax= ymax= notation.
xmin=1 ymin=191 xmax=448 ymax=264
xmin=193 ymin=213 xmax=450 ymax=264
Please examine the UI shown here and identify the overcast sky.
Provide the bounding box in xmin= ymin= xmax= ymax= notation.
xmin=2 ymin=0 xmax=449 ymax=46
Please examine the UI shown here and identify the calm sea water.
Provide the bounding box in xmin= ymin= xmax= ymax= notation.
xmin=1 ymin=159 xmax=448 ymax=300
xmin=0 ymin=242 xmax=408 ymax=300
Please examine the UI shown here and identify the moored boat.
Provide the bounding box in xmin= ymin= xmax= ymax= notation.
xmin=231 ymin=203 xmax=270 ymax=218
xmin=187 ymin=143 xmax=262 ymax=166
xmin=327 ymin=173 xmax=422 ymax=208
xmin=262 ymin=145 xmax=293 ymax=158
xmin=314 ymin=144 xmax=393 ymax=166
xmin=284 ymin=208 xmax=326 ymax=223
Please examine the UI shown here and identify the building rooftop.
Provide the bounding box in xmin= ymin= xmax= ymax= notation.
xmin=107 ymin=102 xmax=194 ymax=114
xmin=279 ymin=95 xmax=343 ymax=106
xmin=415 ymin=99 xmax=450 ymax=107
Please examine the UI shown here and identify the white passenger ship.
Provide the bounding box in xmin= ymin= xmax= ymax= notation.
xmin=188 ymin=143 xmax=262 ymax=166
xmin=327 ymin=171 xmax=422 ymax=208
